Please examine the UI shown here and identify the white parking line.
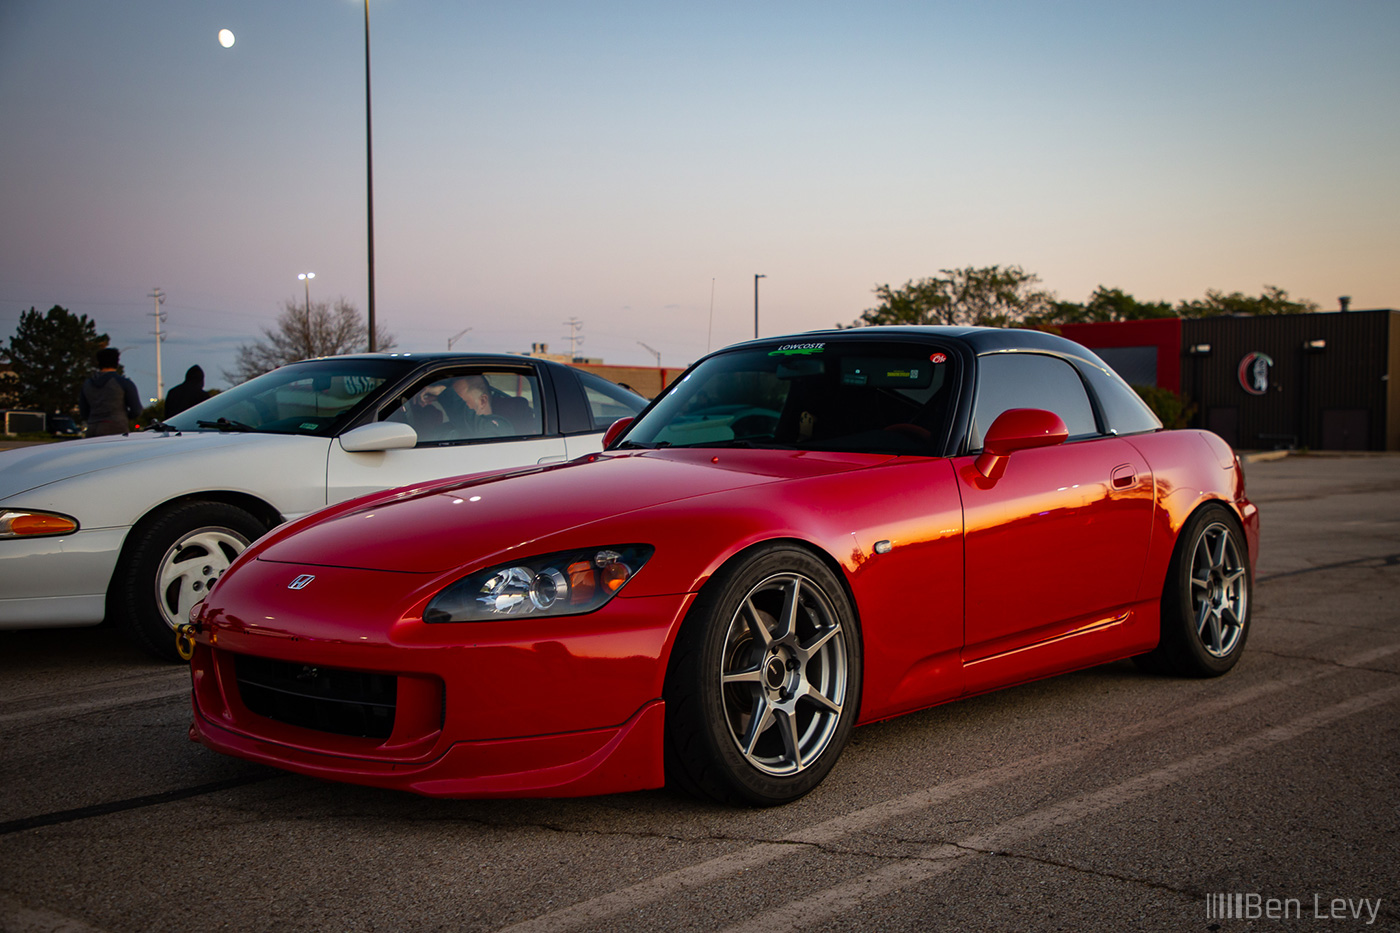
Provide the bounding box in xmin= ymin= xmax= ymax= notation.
xmin=723 ymin=680 xmax=1400 ymax=933
xmin=499 ymin=642 xmax=1400 ymax=933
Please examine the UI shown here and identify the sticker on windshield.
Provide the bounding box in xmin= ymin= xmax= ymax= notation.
xmin=299 ymin=422 xmax=319 ymax=430
xmin=769 ymin=342 xmax=826 ymax=357
xmin=841 ymin=357 xmax=934 ymax=389
xmin=931 ymin=352 xmax=947 ymax=364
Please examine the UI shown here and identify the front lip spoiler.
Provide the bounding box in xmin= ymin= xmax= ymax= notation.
xmin=189 ymin=699 xmax=667 ymax=799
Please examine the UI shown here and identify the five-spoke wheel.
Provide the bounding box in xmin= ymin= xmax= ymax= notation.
xmin=111 ymin=501 xmax=266 ymax=661
xmin=154 ymin=525 xmax=252 ymax=634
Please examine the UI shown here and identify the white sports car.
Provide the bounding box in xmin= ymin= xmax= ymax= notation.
xmin=0 ymin=352 xmax=645 ymax=659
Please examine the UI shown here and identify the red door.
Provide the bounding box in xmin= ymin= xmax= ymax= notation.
xmin=956 ymin=436 xmax=1154 ymax=682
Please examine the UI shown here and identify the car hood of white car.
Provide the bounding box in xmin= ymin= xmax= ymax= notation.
xmin=0 ymin=431 xmax=283 ymax=502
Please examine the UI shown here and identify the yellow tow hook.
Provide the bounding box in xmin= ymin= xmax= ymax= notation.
xmin=176 ymin=601 xmax=205 ymax=661
xmin=174 ymin=622 xmax=199 ymax=661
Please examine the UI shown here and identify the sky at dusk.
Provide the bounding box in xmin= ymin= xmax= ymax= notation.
xmin=2 ymin=1 xmax=1398 ymax=398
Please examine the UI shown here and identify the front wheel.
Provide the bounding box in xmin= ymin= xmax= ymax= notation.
xmin=111 ymin=501 xmax=266 ymax=661
xmin=664 ymin=546 xmax=862 ymax=805
xmin=1136 ymin=504 xmax=1251 ymax=677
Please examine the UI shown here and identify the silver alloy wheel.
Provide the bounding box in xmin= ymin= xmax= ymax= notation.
xmin=154 ymin=525 xmax=250 ymax=631
xmin=719 ymin=572 xmax=848 ymax=776
xmin=1190 ymin=521 xmax=1248 ymax=658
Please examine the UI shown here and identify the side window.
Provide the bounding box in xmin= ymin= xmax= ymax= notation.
xmin=971 ymin=353 xmax=1098 ymax=449
xmin=380 ymin=369 xmax=545 ymax=445
xmin=575 ymin=370 xmax=646 ymax=431
xmin=1078 ymin=359 xmax=1162 ymax=435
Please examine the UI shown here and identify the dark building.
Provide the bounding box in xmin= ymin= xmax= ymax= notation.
xmin=1060 ymin=309 xmax=1400 ymax=451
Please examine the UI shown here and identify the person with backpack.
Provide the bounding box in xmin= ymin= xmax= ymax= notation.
xmin=79 ymin=347 xmax=142 ymax=436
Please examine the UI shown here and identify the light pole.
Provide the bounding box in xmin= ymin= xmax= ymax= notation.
xmin=754 ymin=274 xmax=766 ymax=339
xmin=448 ymin=327 xmax=472 ymax=351
xmin=298 ymin=272 xmax=315 ymax=315
xmin=637 ymin=341 xmax=661 ymax=367
xmin=364 ymin=0 xmax=377 ymax=351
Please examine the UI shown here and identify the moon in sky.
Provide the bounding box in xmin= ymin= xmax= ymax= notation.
xmin=217 ymin=29 xmax=235 ymax=48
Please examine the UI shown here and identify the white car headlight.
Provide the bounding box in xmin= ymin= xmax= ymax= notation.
xmin=424 ymin=545 xmax=653 ymax=623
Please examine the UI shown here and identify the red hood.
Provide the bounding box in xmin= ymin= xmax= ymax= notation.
xmin=253 ymin=448 xmax=887 ymax=573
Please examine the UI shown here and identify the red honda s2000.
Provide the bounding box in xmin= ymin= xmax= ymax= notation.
xmin=184 ymin=327 xmax=1257 ymax=805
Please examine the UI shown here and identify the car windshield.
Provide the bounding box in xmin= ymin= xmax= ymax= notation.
xmin=623 ymin=341 xmax=956 ymax=455
xmin=161 ymin=358 xmax=415 ymax=437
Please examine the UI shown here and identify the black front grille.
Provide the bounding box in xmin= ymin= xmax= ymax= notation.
xmin=235 ymin=654 xmax=396 ymax=739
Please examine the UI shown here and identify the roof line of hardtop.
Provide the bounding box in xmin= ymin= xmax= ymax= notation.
xmin=705 ymin=325 xmax=1086 ymax=358
xmin=300 ymin=351 xmax=546 ymax=364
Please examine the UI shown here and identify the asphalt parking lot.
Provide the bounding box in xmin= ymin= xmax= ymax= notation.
xmin=1 ymin=453 xmax=1396 ymax=932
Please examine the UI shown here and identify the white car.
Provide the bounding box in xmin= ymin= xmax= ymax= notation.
xmin=0 ymin=352 xmax=646 ymax=659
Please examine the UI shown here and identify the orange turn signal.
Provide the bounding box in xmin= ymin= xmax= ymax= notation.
xmin=2 ymin=511 xmax=78 ymax=537
xmin=601 ymin=561 xmax=631 ymax=592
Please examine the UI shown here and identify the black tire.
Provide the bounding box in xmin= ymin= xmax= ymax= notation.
xmin=111 ymin=501 xmax=266 ymax=661
xmin=1135 ymin=503 xmax=1251 ymax=678
xmin=664 ymin=546 xmax=862 ymax=805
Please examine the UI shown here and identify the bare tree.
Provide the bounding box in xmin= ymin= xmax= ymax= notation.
xmin=225 ymin=298 xmax=395 ymax=384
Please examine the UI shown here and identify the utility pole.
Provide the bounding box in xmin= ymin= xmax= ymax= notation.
xmin=564 ymin=317 xmax=584 ymax=360
xmin=148 ymin=288 xmax=167 ymax=398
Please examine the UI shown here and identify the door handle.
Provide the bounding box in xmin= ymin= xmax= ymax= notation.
xmin=1111 ymin=464 xmax=1137 ymax=489
xmin=537 ymin=455 xmax=567 ymax=465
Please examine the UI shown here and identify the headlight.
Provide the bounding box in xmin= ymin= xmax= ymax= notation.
xmin=0 ymin=509 xmax=79 ymax=538
xmin=424 ymin=544 xmax=654 ymax=623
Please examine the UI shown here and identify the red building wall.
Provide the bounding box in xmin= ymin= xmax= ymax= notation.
xmin=1057 ymin=319 xmax=1183 ymax=392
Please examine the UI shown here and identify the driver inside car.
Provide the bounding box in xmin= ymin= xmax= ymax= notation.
xmin=451 ymin=375 xmax=513 ymax=437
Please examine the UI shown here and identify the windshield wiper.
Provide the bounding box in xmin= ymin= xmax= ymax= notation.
xmin=613 ymin=440 xmax=671 ymax=450
xmin=144 ymin=420 xmax=180 ymax=433
xmin=197 ymin=417 xmax=260 ymax=433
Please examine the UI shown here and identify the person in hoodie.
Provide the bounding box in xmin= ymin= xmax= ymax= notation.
xmin=164 ymin=364 xmax=208 ymax=418
xmin=79 ymin=347 xmax=143 ymax=436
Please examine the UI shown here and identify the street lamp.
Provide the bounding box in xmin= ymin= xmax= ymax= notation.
xmin=754 ymin=274 xmax=766 ymax=339
xmin=448 ymin=327 xmax=472 ymax=351
xmin=298 ymin=272 xmax=315 ymax=315
xmin=637 ymin=341 xmax=661 ymax=367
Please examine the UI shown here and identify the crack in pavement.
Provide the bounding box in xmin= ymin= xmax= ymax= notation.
xmin=1257 ymin=553 xmax=1400 ymax=582
xmin=1250 ymin=647 xmax=1400 ymax=676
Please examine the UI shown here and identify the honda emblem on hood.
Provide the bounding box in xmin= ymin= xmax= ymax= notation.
xmin=288 ymin=574 xmax=316 ymax=590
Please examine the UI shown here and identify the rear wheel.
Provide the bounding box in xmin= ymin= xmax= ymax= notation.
xmin=664 ymin=546 xmax=861 ymax=805
xmin=1136 ymin=504 xmax=1251 ymax=677
xmin=111 ymin=501 xmax=265 ymax=661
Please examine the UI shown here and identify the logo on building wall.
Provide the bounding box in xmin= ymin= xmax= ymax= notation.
xmin=1238 ymin=352 xmax=1274 ymax=395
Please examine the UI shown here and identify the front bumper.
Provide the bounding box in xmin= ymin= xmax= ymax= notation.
xmin=186 ymin=559 xmax=693 ymax=797
xmin=0 ymin=527 xmax=126 ymax=628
